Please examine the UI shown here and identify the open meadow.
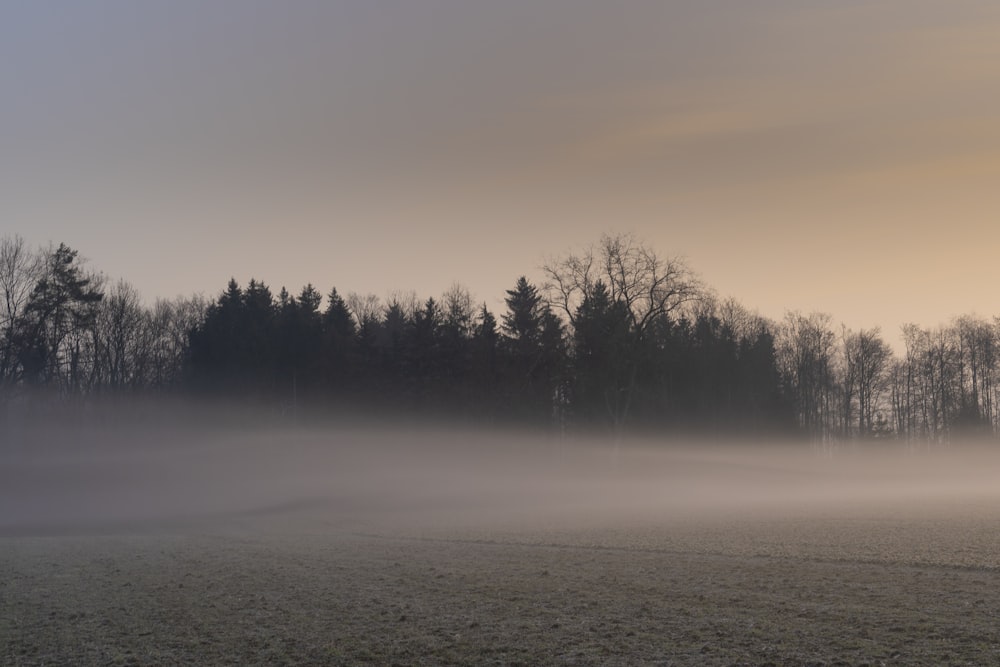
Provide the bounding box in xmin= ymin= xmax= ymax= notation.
xmin=4 ymin=427 xmax=1000 ymax=666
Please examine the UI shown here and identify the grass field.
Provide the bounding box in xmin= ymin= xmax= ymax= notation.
xmin=4 ymin=428 xmax=1000 ymax=666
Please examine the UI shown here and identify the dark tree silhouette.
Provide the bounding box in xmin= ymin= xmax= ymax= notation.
xmin=545 ymin=233 xmax=702 ymax=438
xmin=18 ymin=232 xmax=972 ymax=443
xmin=15 ymin=243 xmax=103 ymax=390
xmin=501 ymin=276 xmax=565 ymax=425
xmin=0 ymin=235 xmax=42 ymax=390
xmin=92 ymin=279 xmax=147 ymax=392
xmin=322 ymin=287 xmax=356 ymax=395
xmin=571 ymin=280 xmax=633 ymax=429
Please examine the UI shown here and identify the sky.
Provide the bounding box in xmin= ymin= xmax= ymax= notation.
xmin=3 ymin=1 xmax=1000 ymax=343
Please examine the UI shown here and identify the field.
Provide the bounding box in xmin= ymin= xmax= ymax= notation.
xmin=4 ymin=427 xmax=1000 ymax=666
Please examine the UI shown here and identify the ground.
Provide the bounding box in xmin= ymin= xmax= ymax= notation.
xmin=3 ymin=430 xmax=1000 ymax=665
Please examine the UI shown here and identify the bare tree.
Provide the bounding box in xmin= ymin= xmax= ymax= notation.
xmin=544 ymin=233 xmax=702 ymax=440
xmin=544 ymin=233 xmax=701 ymax=336
xmin=900 ymin=324 xmax=964 ymax=443
xmin=346 ymin=292 xmax=380 ymax=331
xmin=900 ymin=324 xmax=931 ymax=441
xmin=839 ymin=326 xmax=858 ymax=439
xmin=775 ymin=312 xmax=837 ymax=443
xmin=716 ymin=297 xmax=769 ymax=344
xmin=441 ymin=282 xmax=476 ymax=338
xmin=0 ymin=235 xmax=42 ymax=387
xmin=147 ymin=294 xmax=207 ymax=389
xmin=93 ymin=279 xmax=149 ymax=391
xmin=888 ymin=356 xmax=910 ymax=442
xmin=954 ymin=315 xmax=997 ymax=432
xmin=844 ymin=327 xmax=891 ymax=437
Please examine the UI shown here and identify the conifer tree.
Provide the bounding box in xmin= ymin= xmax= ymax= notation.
xmin=572 ymin=280 xmax=632 ymax=426
xmin=322 ymin=287 xmax=356 ymax=393
xmin=16 ymin=243 xmax=103 ymax=387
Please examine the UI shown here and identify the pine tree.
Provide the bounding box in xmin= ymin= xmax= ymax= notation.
xmin=16 ymin=243 xmax=103 ymax=387
xmin=406 ymin=298 xmax=443 ymax=406
xmin=322 ymin=287 xmax=356 ymax=392
xmin=502 ymin=276 xmax=542 ymax=353
xmin=298 ymin=284 xmax=322 ymax=316
xmin=501 ymin=276 xmax=563 ymax=423
xmin=571 ymin=280 xmax=632 ymax=427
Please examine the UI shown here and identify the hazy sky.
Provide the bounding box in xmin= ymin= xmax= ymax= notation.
xmin=4 ymin=1 xmax=1000 ymax=340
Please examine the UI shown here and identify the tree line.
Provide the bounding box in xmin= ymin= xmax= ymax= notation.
xmin=2 ymin=232 xmax=998 ymax=443
xmin=0 ymin=237 xmax=204 ymax=403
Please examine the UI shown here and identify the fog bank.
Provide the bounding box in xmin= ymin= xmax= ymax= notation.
xmin=4 ymin=421 xmax=1000 ymax=537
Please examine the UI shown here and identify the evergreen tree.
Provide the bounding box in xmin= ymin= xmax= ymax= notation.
xmin=737 ymin=327 xmax=789 ymax=431
xmin=538 ymin=305 xmax=568 ymax=428
xmin=321 ymin=287 xmax=356 ymax=395
xmin=571 ymin=280 xmax=632 ymax=427
xmin=501 ymin=276 xmax=559 ymax=423
xmin=374 ymin=300 xmax=409 ymax=405
xmin=502 ymin=276 xmax=542 ymax=355
xmin=323 ymin=288 xmax=355 ymax=339
xmin=274 ymin=283 xmax=324 ymax=403
xmin=15 ymin=243 xmax=103 ymax=388
xmin=298 ymin=284 xmax=322 ymax=315
xmin=242 ymin=279 xmax=276 ymax=391
xmin=470 ymin=303 xmax=501 ymax=417
xmin=438 ymin=285 xmax=475 ymax=410
xmin=406 ymin=297 xmax=443 ymax=407
xmin=188 ymin=279 xmax=244 ymax=391
xmin=188 ymin=278 xmax=277 ymax=395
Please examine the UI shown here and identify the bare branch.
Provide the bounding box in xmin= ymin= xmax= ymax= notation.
xmin=543 ymin=232 xmax=702 ymax=336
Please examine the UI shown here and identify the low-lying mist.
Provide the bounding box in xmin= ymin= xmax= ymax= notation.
xmin=4 ymin=410 xmax=1000 ymax=537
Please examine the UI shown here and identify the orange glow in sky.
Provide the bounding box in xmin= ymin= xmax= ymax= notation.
xmin=3 ymin=1 xmax=1000 ymax=343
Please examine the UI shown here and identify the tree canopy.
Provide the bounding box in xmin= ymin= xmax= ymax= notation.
xmin=6 ymin=232 xmax=1000 ymax=445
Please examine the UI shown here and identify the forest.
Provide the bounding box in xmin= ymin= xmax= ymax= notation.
xmin=0 ymin=232 xmax=996 ymax=444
